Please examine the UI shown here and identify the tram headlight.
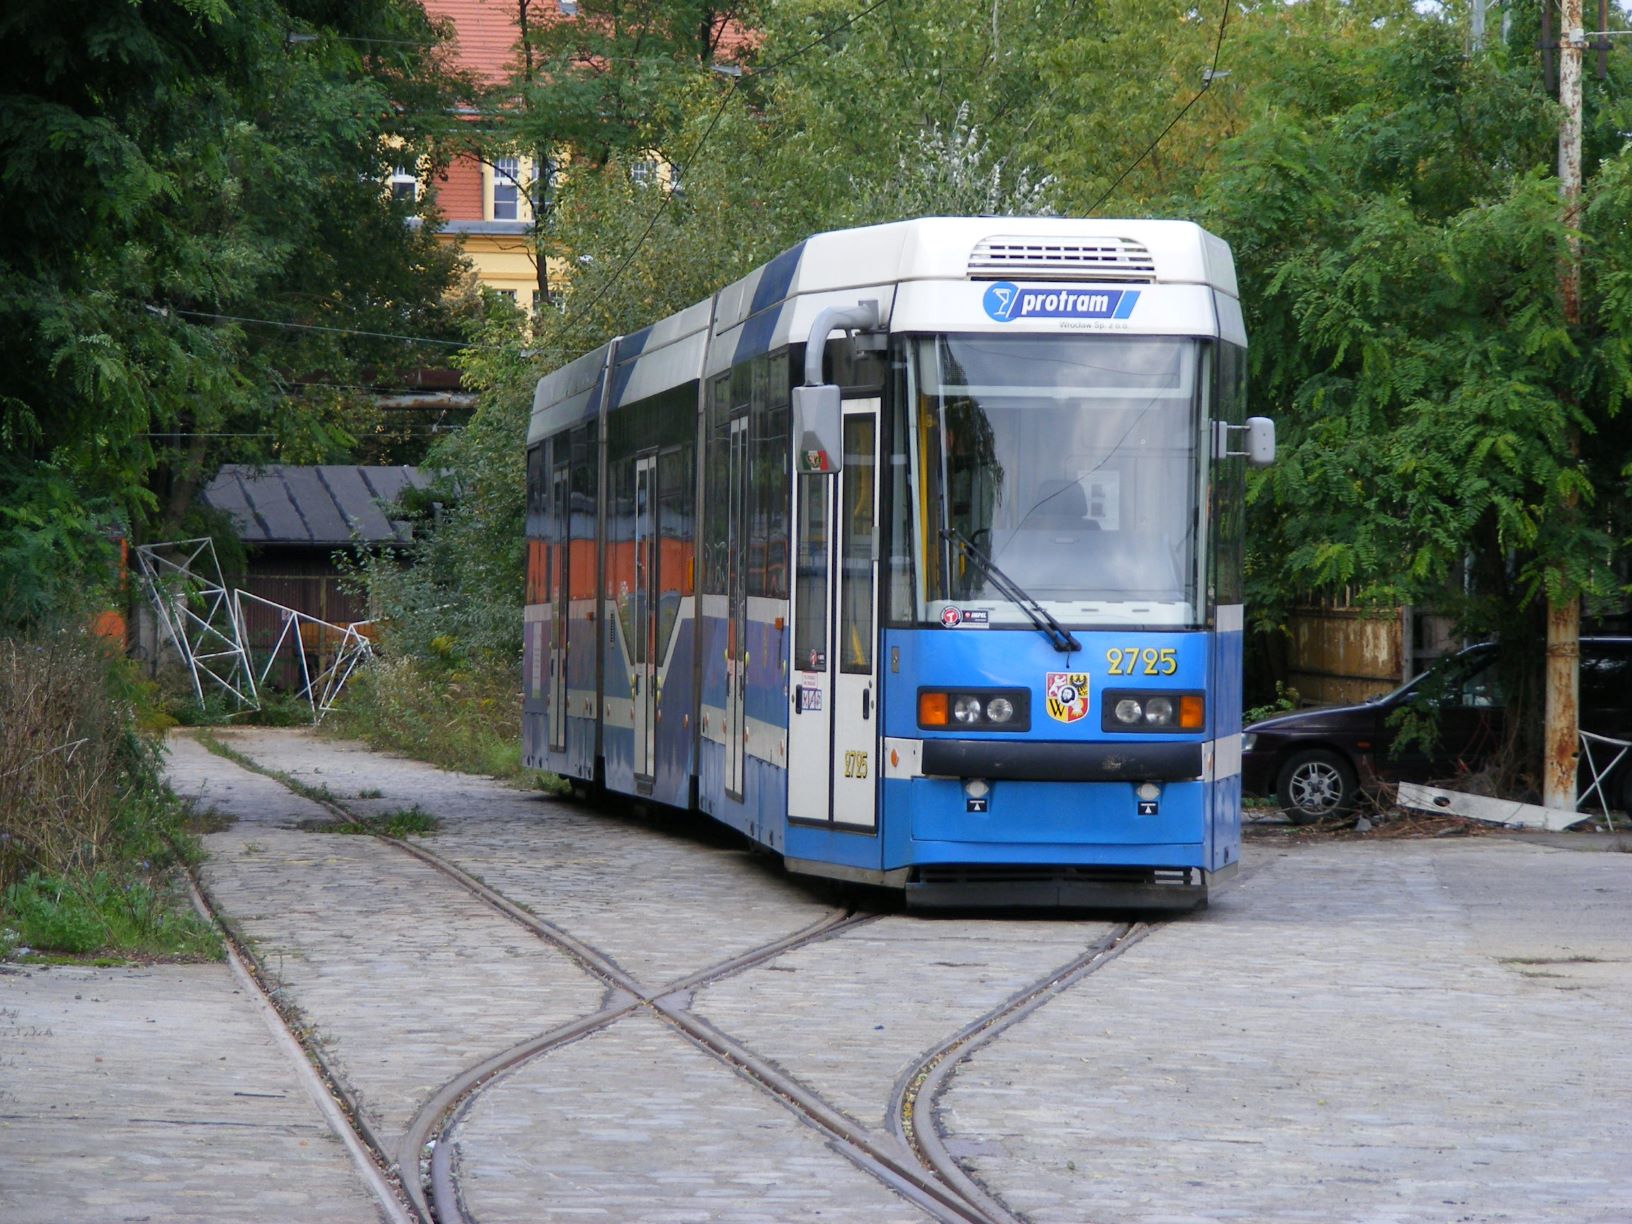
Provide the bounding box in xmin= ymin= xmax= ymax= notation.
xmin=1103 ymin=691 xmax=1205 ymax=733
xmin=917 ymin=688 xmax=1030 ymax=731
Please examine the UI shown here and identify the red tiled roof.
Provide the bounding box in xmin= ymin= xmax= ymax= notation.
xmin=422 ymin=0 xmax=525 ymax=86
xmin=422 ymin=0 xmax=755 ymax=86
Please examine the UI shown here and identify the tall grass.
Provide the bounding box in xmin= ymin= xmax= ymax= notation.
xmin=0 ymin=625 xmax=217 ymax=960
xmin=325 ymin=655 xmax=528 ymax=780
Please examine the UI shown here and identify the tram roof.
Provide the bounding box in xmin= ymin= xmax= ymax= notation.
xmin=530 ymin=217 xmax=1237 ymax=444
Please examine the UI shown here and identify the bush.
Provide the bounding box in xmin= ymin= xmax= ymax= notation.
xmin=3 ymin=870 xmax=218 ymax=960
xmin=326 ymin=654 xmax=528 ymax=779
xmin=0 ymin=623 xmax=215 ymax=959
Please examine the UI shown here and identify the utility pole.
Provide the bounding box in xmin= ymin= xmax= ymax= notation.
xmin=1544 ymin=0 xmax=1585 ymax=813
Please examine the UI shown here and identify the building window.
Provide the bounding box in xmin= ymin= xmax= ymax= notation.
xmin=389 ymin=165 xmax=418 ymax=203
xmin=557 ymin=0 xmax=578 ymax=13
xmin=533 ymin=157 xmax=556 ymax=215
xmin=630 ymin=159 xmax=657 ymax=187
xmin=493 ymin=156 xmax=521 ymax=221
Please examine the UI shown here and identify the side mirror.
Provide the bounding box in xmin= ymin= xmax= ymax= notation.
xmin=793 ymin=384 xmax=843 ymax=474
xmin=1245 ymin=416 xmax=1276 ymax=467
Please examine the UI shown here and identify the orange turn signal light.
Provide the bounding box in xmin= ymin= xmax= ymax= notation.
xmin=1179 ymin=695 xmax=1205 ymax=730
xmin=918 ymin=691 xmax=949 ymax=727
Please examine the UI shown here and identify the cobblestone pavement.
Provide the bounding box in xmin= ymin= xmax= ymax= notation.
xmin=167 ymin=734 xmax=610 ymax=1151
xmin=201 ymin=729 xmax=839 ymax=986
xmin=0 ymin=963 xmax=384 ymax=1224
xmin=941 ymin=838 xmax=1632 ymax=1223
xmin=453 ymin=1011 xmax=928 ymax=1223
xmin=9 ymin=728 xmax=1628 ymax=1222
xmin=690 ymin=916 xmax=1111 ymax=1134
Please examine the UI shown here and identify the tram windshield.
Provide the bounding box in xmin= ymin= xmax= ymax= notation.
xmin=903 ymin=333 xmax=1206 ymax=629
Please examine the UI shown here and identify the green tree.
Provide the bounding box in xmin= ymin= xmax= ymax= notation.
xmin=0 ymin=0 xmax=474 ymax=625
xmin=1166 ymin=5 xmax=1632 ymax=778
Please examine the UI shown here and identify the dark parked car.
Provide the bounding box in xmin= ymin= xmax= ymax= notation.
xmin=1242 ymin=637 xmax=1632 ymax=823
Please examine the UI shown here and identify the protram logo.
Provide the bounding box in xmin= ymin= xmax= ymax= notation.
xmin=982 ymin=281 xmax=1139 ymax=323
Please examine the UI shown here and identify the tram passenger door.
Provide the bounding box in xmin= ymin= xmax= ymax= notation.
xmin=787 ymin=401 xmax=879 ymax=831
xmin=548 ymin=461 xmax=570 ymax=752
xmin=725 ymin=418 xmax=748 ymax=799
xmin=633 ymin=453 xmax=657 ymax=781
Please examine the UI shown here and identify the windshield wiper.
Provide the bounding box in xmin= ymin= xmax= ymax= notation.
xmin=941 ymin=527 xmax=1081 ymax=654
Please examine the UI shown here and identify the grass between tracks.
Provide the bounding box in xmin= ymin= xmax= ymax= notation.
xmin=194 ymin=732 xmax=442 ymax=837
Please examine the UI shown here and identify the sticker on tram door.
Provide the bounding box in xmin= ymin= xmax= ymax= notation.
xmin=798 ymin=687 xmax=822 ymax=712
xmin=1045 ymin=672 xmax=1090 ymax=724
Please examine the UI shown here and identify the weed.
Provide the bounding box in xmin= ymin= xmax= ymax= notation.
xmin=3 ymin=871 xmax=220 ymax=961
xmin=313 ymin=806 xmax=440 ymax=838
xmin=325 ymin=656 xmax=540 ymax=782
xmin=357 ymin=788 xmax=384 ymax=799
xmin=0 ymin=624 xmax=215 ymax=963
xmin=1244 ymin=682 xmax=1300 ymax=726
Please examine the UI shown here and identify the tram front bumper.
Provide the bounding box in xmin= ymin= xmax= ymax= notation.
xmin=902 ymin=862 xmax=1220 ymax=911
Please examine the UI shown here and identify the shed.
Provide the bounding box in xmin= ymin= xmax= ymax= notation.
xmin=201 ymin=465 xmax=429 ymax=687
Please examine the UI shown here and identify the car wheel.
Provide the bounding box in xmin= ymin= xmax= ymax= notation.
xmin=1275 ymin=749 xmax=1357 ymax=825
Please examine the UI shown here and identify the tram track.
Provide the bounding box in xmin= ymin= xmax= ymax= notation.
xmin=188 ymin=733 xmax=1158 ymax=1224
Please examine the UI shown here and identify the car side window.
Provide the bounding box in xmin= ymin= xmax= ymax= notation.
xmin=1581 ymin=650 xmax=1632 ymax=714
xmin=1453 ymin=661 xmax=1503 ymax=709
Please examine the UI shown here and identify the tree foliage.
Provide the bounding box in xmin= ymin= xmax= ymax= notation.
xmin=1163 ymin=6 xmax=1632 ymax=649
xmin=0 ymin=0 xmax=475 ymax=627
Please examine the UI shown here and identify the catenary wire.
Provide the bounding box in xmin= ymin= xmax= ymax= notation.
xmin=1086 ymin=0 xmax=1232 ymax=216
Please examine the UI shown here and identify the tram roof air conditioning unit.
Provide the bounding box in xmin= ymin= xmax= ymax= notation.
xmin=968 ymin=235 xmax=1157 ymax=283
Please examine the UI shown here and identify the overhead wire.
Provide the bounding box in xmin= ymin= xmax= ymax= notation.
xmin=1085 ymin=0 xmax=1233 ymax=217
xmin=161 ymin=307 xmax=507 ymax=351
xmin=550 ymin=0 xmax=896 ymax=353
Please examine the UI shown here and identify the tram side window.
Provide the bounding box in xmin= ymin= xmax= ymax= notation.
xmin=1210 ymin=343 xmax=1246 ymax=609
xmin=839 ymin=414 xmax=876 ymax=673
xmin=749 ymin=353 xmax=790 ymax=600
xmin=526 ymin=443 xmax=546 ymax=533
xmin=570 ymin=423 xmax=596 ymax=601
xmin=526 ymin=443 xmax=547 ymax=605
xmin=703 ymin=374 xmax=732 ymax=595
xmin=609 ymin=454 xmax=637 ymax=662
xmin=656 ymin=444 xmax=692 ymax=663
xmin=884 ymin=358 xmax=917 ymax=625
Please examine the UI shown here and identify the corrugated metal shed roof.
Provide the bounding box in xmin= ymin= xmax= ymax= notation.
xmin=202 ymin=465 xmax=429 ymax=546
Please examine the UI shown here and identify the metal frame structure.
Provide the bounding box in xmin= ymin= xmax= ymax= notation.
xmin=234 ymin=589 xmax=376 ymax=721
xmin=134 ymin=537 xmax=374 ymax=724
xmin=134 ymin=538 xmax=258 ymax=712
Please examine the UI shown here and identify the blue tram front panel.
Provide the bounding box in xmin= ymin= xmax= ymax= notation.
xmin=869 ymin=626 xmax=1241 ymax=875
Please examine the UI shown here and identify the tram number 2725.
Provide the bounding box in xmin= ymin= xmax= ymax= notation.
xmin=1105 ymin=647 xmax=1179 ymax=676
xmin=842 ymin=750 xmax=870 ymax=779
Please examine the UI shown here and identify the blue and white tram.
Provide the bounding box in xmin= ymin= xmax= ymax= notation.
xmin=523 ymin=217 xmax=1271 ymax=908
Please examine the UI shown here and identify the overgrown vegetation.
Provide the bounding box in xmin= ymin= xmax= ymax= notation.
xmin=0 ymin=1 xmax=493 ymax=950
xmin=0 ymin=626 xmax=217 ymax=961
xmin=313 ymin=806 xmax=441 ymax=838
xmin=324 ymin=656 xmax=531 ymax=782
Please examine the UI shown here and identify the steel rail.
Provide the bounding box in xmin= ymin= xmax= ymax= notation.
xmin=179 ymin=867 xmax=416 ymax=1223
xmin=195 ymin=737 xmax=1156 ymax=1224
xmin=892 ymin=922 xmax=1162 ymax=1224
